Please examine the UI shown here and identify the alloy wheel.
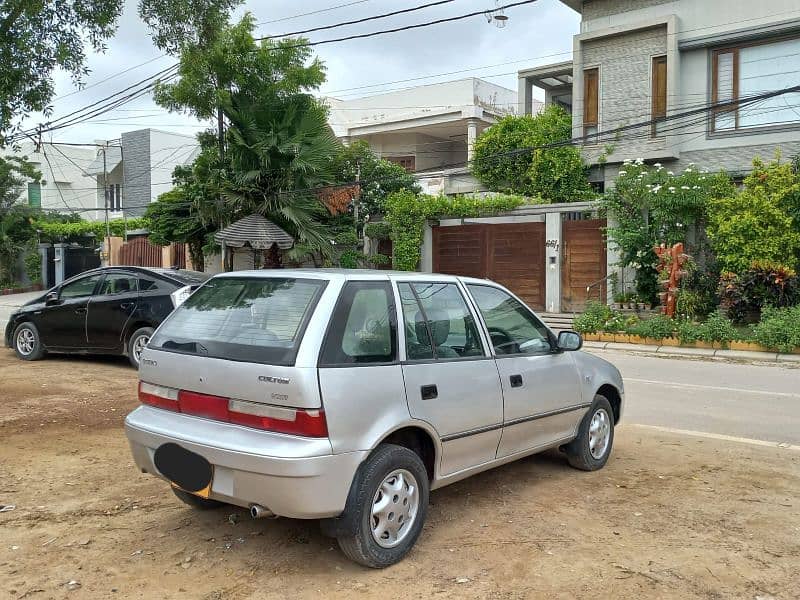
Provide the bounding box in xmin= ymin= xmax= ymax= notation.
xmin=132 ymin=334 xmax=149 ymax=364
xmin=588 ymin=407 xmax=611 ymax=459
xmin=16 ymin=328 xmax=35 ymax=356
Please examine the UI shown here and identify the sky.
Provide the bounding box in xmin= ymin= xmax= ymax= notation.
xmin=25 ymin=0 xmax=579 ymax=145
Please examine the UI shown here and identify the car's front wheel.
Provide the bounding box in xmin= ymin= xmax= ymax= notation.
xmin=564 ymin=394 xmax=615 ymax=471
xmin=13 ymin=322 xmax=46 ymax=361
xmin=337 ymin=444 xmax=429 ymax=568
xmin=127 ymin=327 xmax=154 ymax=368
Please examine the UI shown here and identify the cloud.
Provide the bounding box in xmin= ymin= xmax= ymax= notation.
xmin=19 ymin=0 xmax=578 ymax=144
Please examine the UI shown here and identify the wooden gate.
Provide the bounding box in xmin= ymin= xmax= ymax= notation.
xmin=432 ymin=222 xmax=546 ymax=310
xmin=561 ymin=218 xmax=607 ymax=312
xmin=118 ymin=237 xmax=163 ymax=268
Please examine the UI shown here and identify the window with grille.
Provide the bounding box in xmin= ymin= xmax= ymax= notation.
xmin=106 ymin=184 xmax=122 ymax=211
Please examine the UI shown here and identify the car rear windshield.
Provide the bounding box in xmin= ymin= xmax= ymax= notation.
xmin=150 ymin=277 xmax=327 ymax=365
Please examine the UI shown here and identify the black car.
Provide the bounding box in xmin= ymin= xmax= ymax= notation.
xmin=4 ymin=266 xmax=209 ymax=367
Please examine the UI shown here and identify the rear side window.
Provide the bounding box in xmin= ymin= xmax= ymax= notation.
xmin=319 ymin=281 xmax=396 ymax=366
xmin=150 ymin=277 xmax=326 ymax=365
xmin=99 ymin=273 xmax=138 ymax=295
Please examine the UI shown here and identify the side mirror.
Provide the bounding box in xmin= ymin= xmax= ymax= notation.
xmin=557 ymin=330 xmax=583 ymax=351
xmin=45 ymin=291 xmax=59 ymax=305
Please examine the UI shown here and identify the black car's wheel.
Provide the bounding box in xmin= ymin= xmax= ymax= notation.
xmin=13 ymin=322 xmax=46 ymax=361
xmin=564 ymin=394 xmax=615 ymax=471
xmin=128 ymin=327 xmax=154 ymax=368
xmin=172 ymin=488 xmax=225 ymax=510
xmin=337 ymin=444 xmax=429 ymax=568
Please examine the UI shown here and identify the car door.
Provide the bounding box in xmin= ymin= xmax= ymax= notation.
xmin=86 ymin=271 xmax=140 ymax=350
xmin=398 ymin=280 xmax=503 ymax=476
xmin=35 ymin=273 xmax=103 ymax=348
xmin=465 ymin=283 xmax=585 ymax=459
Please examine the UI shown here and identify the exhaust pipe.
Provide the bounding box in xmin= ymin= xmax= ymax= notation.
xmin=250 ymin=504 xmax=274 ymax=519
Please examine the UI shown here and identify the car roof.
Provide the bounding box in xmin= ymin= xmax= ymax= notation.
xmin=211 ymin=268 xmax=494 ymax=285
xmin=59 ymin=266 xmax=208 ymax=286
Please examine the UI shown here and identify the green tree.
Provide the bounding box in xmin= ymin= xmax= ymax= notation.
xmin=471 ymin=105 xmax=592 ymax=203
xmin=0 ymin=1 xmax=123 ymax=144
xmin=0 ymin=156 xmax=40 ymax=283
xmin=138 ymin=0 xmax=243 ymax=54
xmin=153 ymin=14 xmax=325 ymax=122
xmin=331 ymin=140 xmax=420 ymax=228
xmin=145 ymin=189 xmax=208 ymax=271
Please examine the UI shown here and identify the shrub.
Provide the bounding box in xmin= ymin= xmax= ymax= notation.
xmin=719 ymin=262 xmax=799 ymax=323
xmin=695 ymin=312 xmax=738 ymax=344
xmin=676 ymin=320 xmax=701 ymax=344
xmin=471 ymin=105 xmax=592 ymax=203
xmin=677 ymin=259 xmax=720 ymax=319
xmin=573 ymin=301 xmax=613 ymax=334
xmin=752 ymin=305 xmax=800 ymax=352
xmin=627 ymin=314 xmax=675 ymax=339
xmin=707 ymin=156 xmax=800 ymax=272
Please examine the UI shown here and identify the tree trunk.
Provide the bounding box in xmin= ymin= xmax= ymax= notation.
xmin=188 ymin=240 xmax=204 ymax=272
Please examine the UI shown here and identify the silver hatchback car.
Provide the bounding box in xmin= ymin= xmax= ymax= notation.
xmin=125 ymin=269 xmax=624 ymax=567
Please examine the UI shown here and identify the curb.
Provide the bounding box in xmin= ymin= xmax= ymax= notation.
xmin=584 ymin=340 xmax=799 ymax=363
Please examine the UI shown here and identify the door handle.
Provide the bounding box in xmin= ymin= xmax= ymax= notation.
xmin=75 ymin=307 xmax=87 ymax=315
xmin=120 ymin=302 xmax=134 ymax=310
xmin=510 ymin=374 xmax=523 ymax=388
xmin=420 ymin=384 xmax=438 ymax=400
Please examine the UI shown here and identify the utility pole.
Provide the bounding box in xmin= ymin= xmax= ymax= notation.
xmin=102 ymin=145 xmax=112 ymax=266
xmin=353 ymin=161 xmax=361 ymax=238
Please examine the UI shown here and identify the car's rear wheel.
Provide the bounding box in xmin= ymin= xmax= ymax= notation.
xmin=13 ymin=322 xmax=46 ymax=361
xmin=564 ymin=394 xmax=615 ymax=471
xmin=337 ymin=444 xmax=429 ymax=568
xmin=171 ymin=488 xmax=224 ymax=510
xmin=128 ymin=327 xmax=154 ymax=368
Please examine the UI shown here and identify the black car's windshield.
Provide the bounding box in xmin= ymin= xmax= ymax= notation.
xmin=150 ymin=277 xmax=326 ymax=365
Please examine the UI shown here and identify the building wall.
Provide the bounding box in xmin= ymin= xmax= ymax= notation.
xmin=148 ymin=130 xmax=199 ymax=205
xmin=358 ymin=131 xmax=467 ymax=171
xmin=571 ymin=0 xmax=800 ymax=184
xmin=5 ymin=143 xmax=96 ymax=215
xmin=121 ymin=130 xmax=151 ymax=218
xmin=580 ymin=24 xmax=669 ymax=164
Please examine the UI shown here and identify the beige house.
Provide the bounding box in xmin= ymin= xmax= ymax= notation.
xmin=327 ymin=78 xmax=535 ymax=195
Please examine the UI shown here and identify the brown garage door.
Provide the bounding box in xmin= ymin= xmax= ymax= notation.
xmin=432 ymin=222 xmax=546 ymax=310
xmin=561 ymin=219 xmax=607 ymax=312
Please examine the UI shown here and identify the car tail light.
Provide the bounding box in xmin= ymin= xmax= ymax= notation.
xmin=139 ymin=382 xmax=179 ymax=411
xmin=138 ymin=382 xmax=327 ymax=437
xmin=170 ymin=285 xmax=193 ymax=307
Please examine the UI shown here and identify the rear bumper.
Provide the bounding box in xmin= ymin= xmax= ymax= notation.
xmin=124 ymin=406 xmax=367 ymax=519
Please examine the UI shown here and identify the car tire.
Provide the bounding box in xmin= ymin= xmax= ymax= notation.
xmin=127 ymin=327 xmax=154 ymax=368
xmin=564 ymin=394 xmax=615 ymax=471
xmin=337 ymin=444 xmax=429 ymax=568
xmin=12 ymin=322 xmax=46 ymax=361
xmin=171 ymin=488 xmax=225 ymax=510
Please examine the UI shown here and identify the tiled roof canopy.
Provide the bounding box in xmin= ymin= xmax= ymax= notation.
xmin=214 ymin=214 xmax=294 ymax=250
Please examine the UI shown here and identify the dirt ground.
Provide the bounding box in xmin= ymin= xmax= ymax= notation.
xmin=1 ymin=349 xmax=799 ymax=600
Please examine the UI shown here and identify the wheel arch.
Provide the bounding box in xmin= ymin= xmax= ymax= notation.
xmin=596 ymin=383 xmax=622 ymax=424
xmin=377 ymin=424 xmax=439 ymax=483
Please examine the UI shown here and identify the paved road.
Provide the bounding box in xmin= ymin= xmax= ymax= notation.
xmin=589 ymin=348 xmax=800 ymax=445
xmin=0 ymin=291 xmax=41 ymax=340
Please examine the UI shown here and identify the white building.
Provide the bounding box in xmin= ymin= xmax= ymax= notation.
xmin=86 ymin=128 xmax=199 ymax=220
xmin=327 ymin=78 xmax=531 ymax=195
xmin=4 ymin=142 xmax=96 ymax=214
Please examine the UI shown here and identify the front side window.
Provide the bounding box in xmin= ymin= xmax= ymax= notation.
xmin=150 ymin=277 xmax=326 ymax=365
xmin=99 ymin=273 xmax=138 ymax=295
xmin=467 ymin=284 xmax=552 ymax=356
xmin=399 ymin=282 xmax=485 ymax=361
xmin=712 ymin=37 xmax=800 ymax=132
xmin=60 ymin=274 xmax=103 ymax=299
xmin=319 ymin=281 xmax=396 ymax=366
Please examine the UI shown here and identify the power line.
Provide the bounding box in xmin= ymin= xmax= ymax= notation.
xmin=255 ymin=1 xmax=539 ymax=45
xmin=271 ymin=0 xmax=457 ymax=38
xmin=260 ymin=0 xmax=374 ymax=25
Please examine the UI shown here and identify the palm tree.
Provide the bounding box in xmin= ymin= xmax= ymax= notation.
xmin=222 ymin=93 xmax=342 ymax=262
